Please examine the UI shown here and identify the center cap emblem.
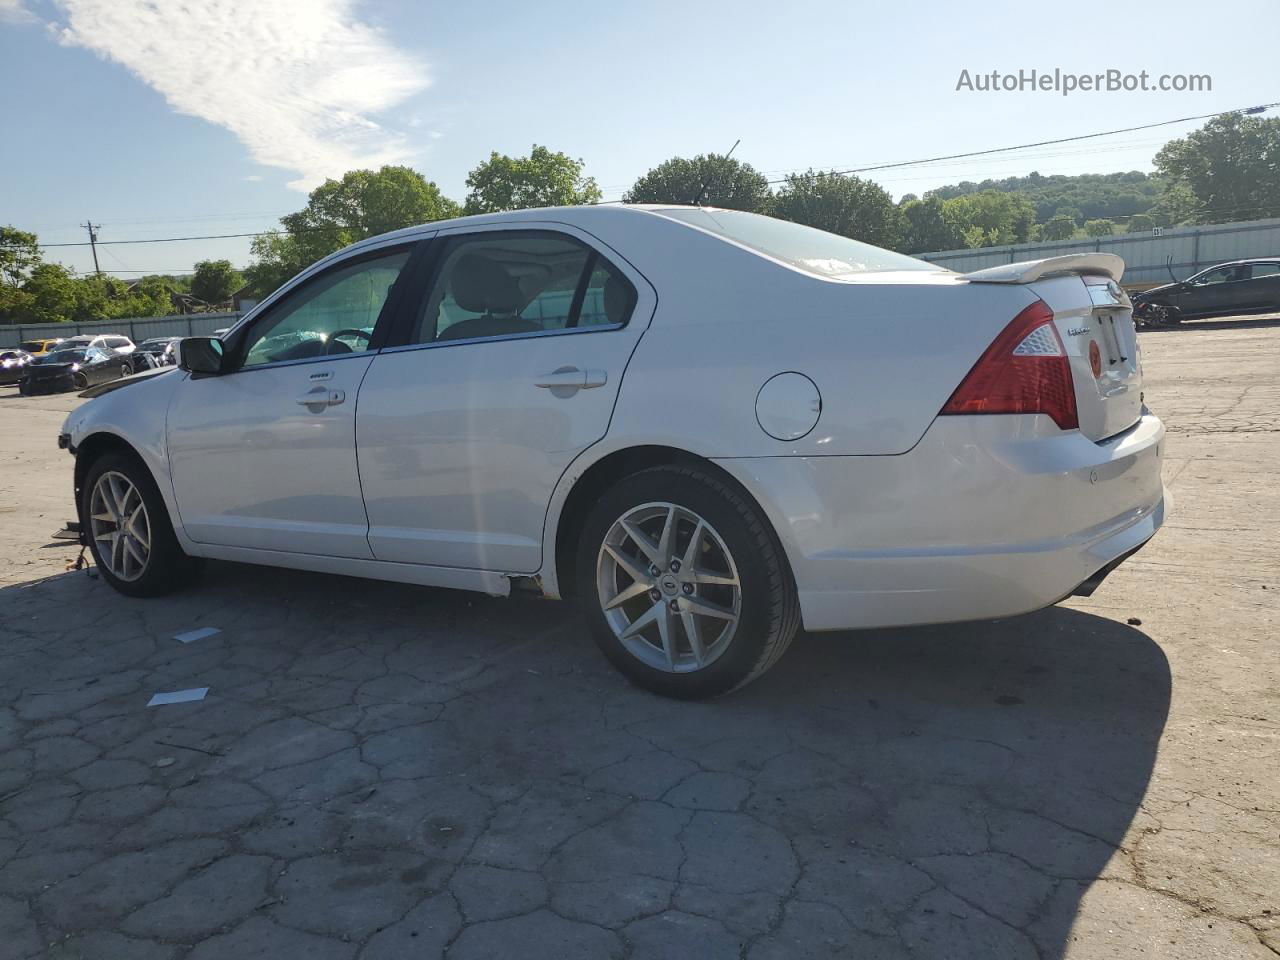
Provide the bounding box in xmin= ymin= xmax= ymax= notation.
xmin=660 ymin=576 xmax=679 ymax=595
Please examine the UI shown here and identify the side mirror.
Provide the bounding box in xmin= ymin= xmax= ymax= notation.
xmin=178 ymin=337 xmax=226 ymax=375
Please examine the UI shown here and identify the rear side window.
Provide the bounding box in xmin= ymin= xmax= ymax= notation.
xmin=409 ymin=231 xmax=635 ymax=345
xmin=1249 ymin=263 xmax=1280 ymax=279
xmin=654 ymin=207 xmax=938 ymax=278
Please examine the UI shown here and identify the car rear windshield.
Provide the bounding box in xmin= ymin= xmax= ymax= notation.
xmin=20 ymin=341 xmax=45 ymax=352
xmin=654 ymin=208 xmax=940 ymax=278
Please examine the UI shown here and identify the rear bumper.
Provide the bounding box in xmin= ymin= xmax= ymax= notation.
xmin=716 ymin=412 xmax=1167 ymax=632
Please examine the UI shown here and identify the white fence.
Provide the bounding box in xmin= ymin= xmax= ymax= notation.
xmin=0 ymin=312 xmax=243 ymax=350
xmin=918 ymin=217 xmax=1280 ymax=289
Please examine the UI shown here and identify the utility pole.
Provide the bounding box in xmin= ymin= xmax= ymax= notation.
xmin=81 ymin=220 xmax=101 ymax=275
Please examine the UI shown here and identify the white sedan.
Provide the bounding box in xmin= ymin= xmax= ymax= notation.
xmin=60 ymin=206 xmax=1167 ymax=698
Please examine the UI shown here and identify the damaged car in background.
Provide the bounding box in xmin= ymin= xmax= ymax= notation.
xmin=20 ymin=341 xmax=137 ymax=395
xmin=59 ymin=205 xmax=1168 ymax=698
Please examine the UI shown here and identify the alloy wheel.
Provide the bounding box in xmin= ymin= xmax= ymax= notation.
xmin=89 ymin=471 xmax=151 ymax=581
xmin=596 ymin=502 xmax=742 ymax=673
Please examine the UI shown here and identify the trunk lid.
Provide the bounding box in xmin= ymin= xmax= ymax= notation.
xmin=964 ymin=256 xmax=1143 ymax=442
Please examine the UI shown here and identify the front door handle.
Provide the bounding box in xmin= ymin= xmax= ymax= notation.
xmin=296 ymin=386 xmax=345 ymax=408
xmin=534 ymin=367 xmax=607 ymax=390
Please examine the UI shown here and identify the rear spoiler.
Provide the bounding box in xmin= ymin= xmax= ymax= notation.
xmin=960 ymin=253 xmax=1124 ymax=285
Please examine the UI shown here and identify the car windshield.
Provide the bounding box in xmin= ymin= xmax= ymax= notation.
xmin=48 ymin=349 xmax=85 ymax=363
xmin=654 ymin=208 xmax=940 ymax=278
xmin=20 ymin=341 xmax=46 ymax=352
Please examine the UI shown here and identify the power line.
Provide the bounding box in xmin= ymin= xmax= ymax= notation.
xmin=762 ymin=101 xmax=1280 ymax=186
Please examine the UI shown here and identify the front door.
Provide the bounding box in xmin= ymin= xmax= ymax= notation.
xmin=167 ymin=244 xmax=418 ymax=557
xmin=356 ymin=227 xmax=655 ymax=572
xmin=1180 ymin=264 xmax=1245 ymax=316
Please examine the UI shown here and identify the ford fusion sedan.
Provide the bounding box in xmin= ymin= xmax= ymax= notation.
xmin=1132 ymin=258 xmax=1280 ymax=324
xmin=60 ymin=205 xmax=1167 ymax=698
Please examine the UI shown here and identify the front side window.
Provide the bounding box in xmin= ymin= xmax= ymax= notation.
xmin=409 ymin=232 xmax=635 ymax=345
xmin=1192 ymin=266 xmax=1239 ymax=285
xmin=241 ymin=249 xmax=410 ymax=368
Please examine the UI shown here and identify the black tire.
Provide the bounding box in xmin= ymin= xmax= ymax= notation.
xmin=72 ymin=372 xmax=88 ymax=390
xmin=121 ymin=362 xmax=133 ymax=377
xmin=80 ymin=451 xmax=202 ymax=597
xmin=577 ymin=464 xmax=800 ymax=699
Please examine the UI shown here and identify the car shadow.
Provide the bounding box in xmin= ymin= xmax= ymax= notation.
xmin=0 ymin=563 xmax=1168 ymax=957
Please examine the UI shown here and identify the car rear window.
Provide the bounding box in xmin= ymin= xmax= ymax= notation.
xmin=654 ymin=208 xmax=939 ymax=278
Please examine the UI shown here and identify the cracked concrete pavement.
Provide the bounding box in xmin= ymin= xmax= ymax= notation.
xmin=1 ymin=317 xmax=1277 ymax=959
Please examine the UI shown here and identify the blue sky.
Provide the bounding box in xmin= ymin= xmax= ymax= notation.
xmin=2 ymin=0 xmax=1277 ymax=277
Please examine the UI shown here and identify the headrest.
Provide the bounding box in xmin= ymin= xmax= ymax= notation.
xmin=449 ymin=253 xmax=525 ymax=314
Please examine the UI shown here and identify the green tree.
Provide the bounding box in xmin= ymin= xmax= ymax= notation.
xmin=900 ymin=196 xmax=962 ymax=253
xmin=1125 ymin=214 xmax=1156 ymax=234
xmin=1083 ymin=219 xmax=1115 ymax=237
xmin=942 ymin=191 xmax=1037 ymax=247
xmin=1147 ymin=182 xmax=1201 ymax=227
xmin=770 ymin=171 xmax=902 ymax=249
xmin=20 ymin=263 xmax=97 ymax=323
xmin=624 ymin=153 xmax=771 ymax=212
xmin=1 ymin=227 xmax=40 ymax=288
xmin=1039 ymin=216 xmax=1077 ymax=241
xmin=463 ymin=145 xmax=600 ymax=215
xmin=1 ymin=227 xmax=43 ymax=323
xmin=190 ymin=259 xmax=244 ymax=305
xmin=1155 ymin=112 xmax=1280 ymax=223
xmin=247 ymin=165 xmax=460 ymax=297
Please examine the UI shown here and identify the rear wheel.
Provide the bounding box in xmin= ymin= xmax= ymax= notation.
xmin=81 ymin=451 xmax=202 ymax=597
xmin=577 ymin=465 xmax=800 ymax=699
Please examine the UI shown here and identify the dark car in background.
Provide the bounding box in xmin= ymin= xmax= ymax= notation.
xmin=18 ymin=343 xmax=137 ymax=395
xmin=1 ymin=349 xmax=35 ymax=386
xmin=134 ymin=336 xmax=181 ymax=367
xmin=1132 ymin=258 xmax=1280 ymax=325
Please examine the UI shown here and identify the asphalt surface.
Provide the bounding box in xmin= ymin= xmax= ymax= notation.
xmin=1 ymin=317 xmax=1278 ymax=959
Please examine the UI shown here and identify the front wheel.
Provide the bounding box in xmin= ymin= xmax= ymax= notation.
xmin=81 ymin=451 xmax=202 ymax=597
xmin=577 ymin=465 xmax=800 ymax=699
xmin=72 ymin=372 xmax=88 ymax=390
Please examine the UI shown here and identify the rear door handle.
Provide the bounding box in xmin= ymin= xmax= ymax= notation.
xmin=296 ymin=386 xmax=345 ymax=408
xmin=535 ymin=367 xmax=607 ymax=390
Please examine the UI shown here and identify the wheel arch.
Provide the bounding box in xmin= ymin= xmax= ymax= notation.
xmin=549 ymin=444 xmax=793 ymax=600
xmin=73 ymin=432 xmax=152 ymax=527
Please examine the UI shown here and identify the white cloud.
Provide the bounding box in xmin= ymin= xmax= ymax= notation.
xmin=243 ymin=174 xmax=264 ymax=181
xmin=0 ymin=0 xmax=35 ymax=23
xmin=53 ymin=0 xmax=429 ymax=191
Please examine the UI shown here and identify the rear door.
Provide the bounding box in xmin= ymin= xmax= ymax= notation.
xmin=356 ymin=225 xmax=656 ymax=572
xmin=1243 ymin=261 xmax=1280 ymax=312
xmin=166 ymin=243 xmax=420 ymax=558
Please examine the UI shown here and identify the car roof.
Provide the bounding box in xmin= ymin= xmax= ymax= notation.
xmin=333 ymin=203 xmax=697 ymax=260
xmin=1204 ymin=258 xmax=1280 ymax=268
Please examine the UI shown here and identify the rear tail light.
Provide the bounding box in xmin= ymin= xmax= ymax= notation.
xmin=940 ymin=300 xmax=1079 ymax=430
